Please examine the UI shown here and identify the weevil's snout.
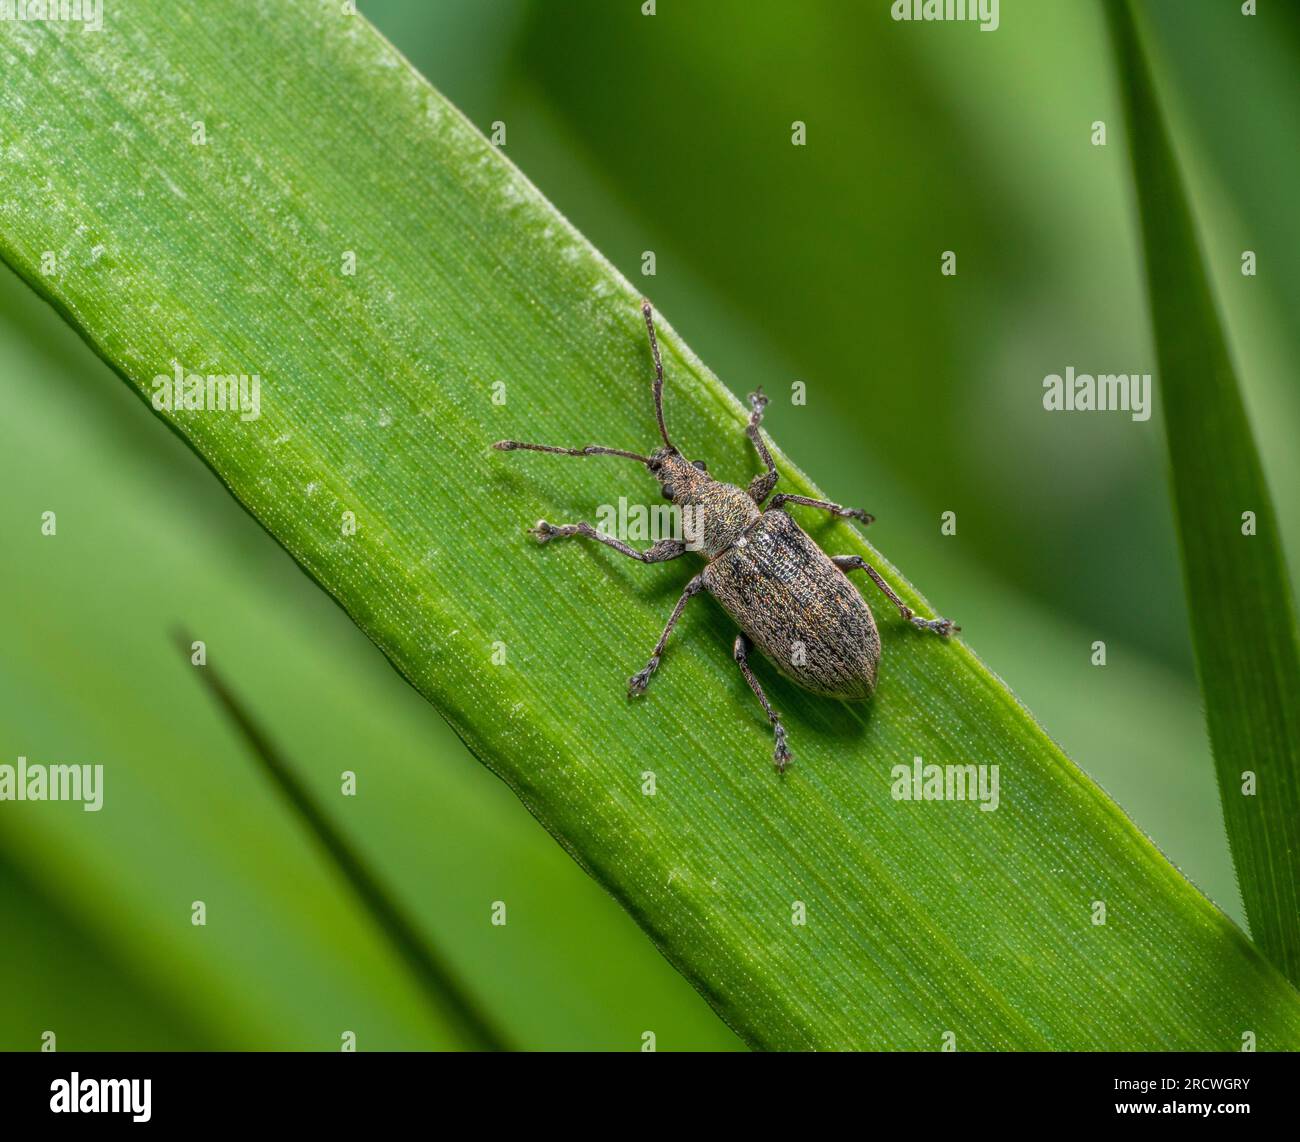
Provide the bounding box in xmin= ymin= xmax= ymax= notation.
xmin=647 ymin=446 xmax=676 ymax=498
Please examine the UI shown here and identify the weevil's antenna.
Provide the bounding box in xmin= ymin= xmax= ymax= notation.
xmin=642 ymin=300 xmax=675 ymax=451
xmin=493 ymin=440 xmax=650 ymax=464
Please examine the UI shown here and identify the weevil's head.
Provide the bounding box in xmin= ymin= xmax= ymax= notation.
xmin=646 ymin=447 xmax=711 ymax=503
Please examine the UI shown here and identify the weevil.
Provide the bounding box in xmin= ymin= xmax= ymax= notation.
xmin=494 ymin=301 xmax=958 ymax=771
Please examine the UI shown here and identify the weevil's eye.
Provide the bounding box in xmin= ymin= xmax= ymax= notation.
xmin=661 ymin=483 xmax=675 ymax=499
xmin=692 ymin=460 xmax=708 ymax=472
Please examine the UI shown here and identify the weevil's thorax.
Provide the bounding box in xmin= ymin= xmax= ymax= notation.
xmin=648 ymin=448 xmax=760 ymax=559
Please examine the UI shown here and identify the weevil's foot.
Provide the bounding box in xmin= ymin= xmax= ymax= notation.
xmin=747 ymin=388 xmax=769 ymax=416
xmin=773 ymin=722 xmax=792 ymax=773
xmin=530 ymin=519 xmax=560 ymax=543
xmin=911 ymin=614 xmax=959 ymax=637
xmin=493 ymin=440 xmax=519 ymax=451
xmin=838 ymin=507 xmax=875 ymax=525
xmin=628 ymin=658 xmax=659 ymax=697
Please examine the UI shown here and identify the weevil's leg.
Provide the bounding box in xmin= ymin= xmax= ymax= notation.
xmin=628 ymin=573 xmax=706 ymax=697
xmin=832 ymin=555 xmax=960 ymax=637
xmin=494 ymin=440 xmax=650 ymax=463
xmin=733 ymin=633 xmax=792 ymax=772
xmin=744 ymin=388 xmax=780 ymax=504
xmin=769 ymin=493 xmax=874 ymax=526
xmin=530 ymin=519 xmax=685 ymax=563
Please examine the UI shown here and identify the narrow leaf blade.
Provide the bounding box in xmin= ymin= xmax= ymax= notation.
xmin=1106 ymin=0 xmax=1300 ymax=986
xmin=177 ymin=632 xmax=508 ymax=1051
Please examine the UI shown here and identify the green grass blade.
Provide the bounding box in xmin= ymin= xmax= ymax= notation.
xmin=177 ymin=632 xmax=508 ymax=1051
xmin=1106 ymin=0 xmax=1300 ymax=986
xmin=1 ymin=0 xmax=1298 ymax=1048
xmin=0 ymin=252 xmax=735 ymax=1051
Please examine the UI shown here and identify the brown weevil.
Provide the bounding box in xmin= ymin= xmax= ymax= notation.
xmin=495 ymin=301 xmax=958 ymax=772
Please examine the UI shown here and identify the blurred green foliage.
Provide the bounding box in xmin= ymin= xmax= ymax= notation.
xmin=2 ymin=0 xmax=1295 ymax=1048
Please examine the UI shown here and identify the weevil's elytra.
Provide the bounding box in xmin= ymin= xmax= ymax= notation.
xmin=494 ymin=301 xmax=959 ymax=772
xmin=705 ymin=510 xmax=879 ymax=702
